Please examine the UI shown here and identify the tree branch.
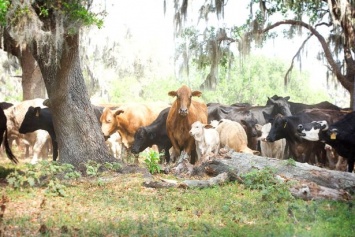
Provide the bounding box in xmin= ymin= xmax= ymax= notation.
xmin=284 ymin=33 xmax=313 ymax=85
xmin=261 ymin=20 xmax=352 ymax=91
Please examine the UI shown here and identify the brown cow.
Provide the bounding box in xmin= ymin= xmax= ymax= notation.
xmin=166 ymin=85 xmax=208 ymax=164
xmin=100 ymin=102 xmax=168 ymax=163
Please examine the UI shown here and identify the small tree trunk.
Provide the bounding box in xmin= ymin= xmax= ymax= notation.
xmin=33 ymin=34 xmax=115 ymax=168
xmin=20 ymin=47 xmax=46 ymax=100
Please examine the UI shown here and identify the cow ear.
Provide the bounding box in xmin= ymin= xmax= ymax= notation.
xmin=285 ymin=96 xmax=290 ymax=101
xmin=114 ymin=110 xmax=124 ymax=116
xmin=191 ymin=91 xmax=202 ymax=97
xmin=168 ymin=91 xmax=177 ymax=97
xmin=204 ymin=124 xmax=213 ymax=129
xmin=34 ymin=107 xmax=41 ymax=117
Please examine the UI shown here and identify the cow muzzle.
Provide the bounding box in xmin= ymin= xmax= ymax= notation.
xmin=178 ymin=108 xmax=188 ymax=116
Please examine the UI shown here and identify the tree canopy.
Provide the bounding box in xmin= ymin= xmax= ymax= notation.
xmin=171 ymin=0 xmax=355 ymax=108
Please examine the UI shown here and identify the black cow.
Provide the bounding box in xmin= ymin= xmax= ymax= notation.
xmin=131 ymin=107 xmax=172 ymax=163
xmin=297 ymin=111 xmax=355 ymax=172
xmin=19 ymin=106 xmax=58 ymax=161
xmin=266 ymin=95 xmax=341 ymax=115
xmin=0 ymin=107 xmax=18 ymax=163
xmin=266 ymin=109 xmax=347 ymax=165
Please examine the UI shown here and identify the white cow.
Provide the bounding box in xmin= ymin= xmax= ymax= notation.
xmin=255 ymin=123 xmax=286 ymax=159
xmin=105 ymin=132 xmax=122 ymax=160
xmin=189 ymin=121 xmax=220 ymax=165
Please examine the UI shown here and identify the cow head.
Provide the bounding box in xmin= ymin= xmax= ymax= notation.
xmin=297 ymin=120 xmax=328 ymax=141
xmin=168 ymin=85 xmax=202 ymax=116
xmin=267 ymin=96 xmax=292 ymax=117
xmin=255 ymin=123 xmax=271 ymax=142
xmin=131 ymin=127 xmax=155 ymax=154
xmin=100 ymin=107 xmax=123 ymax=138
xmin=19 ymin=106 xmax=42 ymax=134
xmin=189 ymin=121 xmax=203 ymax=139
xmin=265 ymin=115 xmax=289 ymax=142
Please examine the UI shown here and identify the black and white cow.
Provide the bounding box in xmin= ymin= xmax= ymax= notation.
xmin=0 ymin=107 xmax=18 ymax=163
xmin=19 ymin=106 xmax=58 ymax=161
xmin=131 ymin=107 xmax=172 ymax=163
xmin=297 ymin=111 xmax=355 ymax=172
xmin=265 ymin=108 xmax=347 ymax=165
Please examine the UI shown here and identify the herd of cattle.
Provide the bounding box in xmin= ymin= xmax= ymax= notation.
xmin=1 ymin=85 xmax=355 ymax=173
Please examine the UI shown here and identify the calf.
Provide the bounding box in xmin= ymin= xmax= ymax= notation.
xmin=19 ymin=106 xmax=58 ymax=162
xmin=215 ymin=119 xmax=256 ymax=154
xmin=256 ymin=123 xmax=286 ymax=159
xmin=297 ymin=111 xmax=355 ymax=172
xmin=189 ymin=121 xmax=220 ymax=164
xmin=166 ymin=85 xmax=208 ymax=164
xmin=105 ymin=132 xmax=122 ymax=159
xmin=131 ymin=107 xmax=172 ymax=163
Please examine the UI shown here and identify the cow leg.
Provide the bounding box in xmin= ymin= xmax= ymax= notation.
xmin=347 ymin=159 xmax=354 ymax=173
xmin=53 ymin=141 xmax=59 ymax=161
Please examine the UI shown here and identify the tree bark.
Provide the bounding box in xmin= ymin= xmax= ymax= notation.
xmin=32 ymin=33 xmax=115 ymax=168
xmin=1 ymin=29 xmax=46 ymax=100
xmin=20 ymin=47 xmax=46 ymax=100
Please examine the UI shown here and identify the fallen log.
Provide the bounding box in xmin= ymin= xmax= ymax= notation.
xmin=144 ymin=152 xmax=355 ymax=201
xmin=202 ymin=152 xmax=355 ymax=193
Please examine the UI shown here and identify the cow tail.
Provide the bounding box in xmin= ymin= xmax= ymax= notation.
xmin=4 ymin=129 xmax=18 ymax=164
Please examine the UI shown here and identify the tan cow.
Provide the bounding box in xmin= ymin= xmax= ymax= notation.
xmin=100 ymin=102 xmax=168 ymax=163
xmin=166 ymin=85 xmax=208 ymax=164
xmin=215 ymin=119 xmax=256 ymax=154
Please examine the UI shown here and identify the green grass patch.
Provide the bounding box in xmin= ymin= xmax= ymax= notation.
xmin=0 ymin=161 xmax=354 ymax=236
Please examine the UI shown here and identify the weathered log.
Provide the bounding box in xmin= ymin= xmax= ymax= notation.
xmin=202 ymin=152 xmax=355 ymax=193
xmin=145 ymin=152 xmax=355 ymax=201
xmin=142 ymin=173 xmax=230 ymax=189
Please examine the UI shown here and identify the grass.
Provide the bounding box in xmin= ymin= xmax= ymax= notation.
xmin=0 ymin=158 xmax=354 ymax=237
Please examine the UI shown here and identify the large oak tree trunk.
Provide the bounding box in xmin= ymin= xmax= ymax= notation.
xmin=32 ymin=33 xmax=115 ymax=168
